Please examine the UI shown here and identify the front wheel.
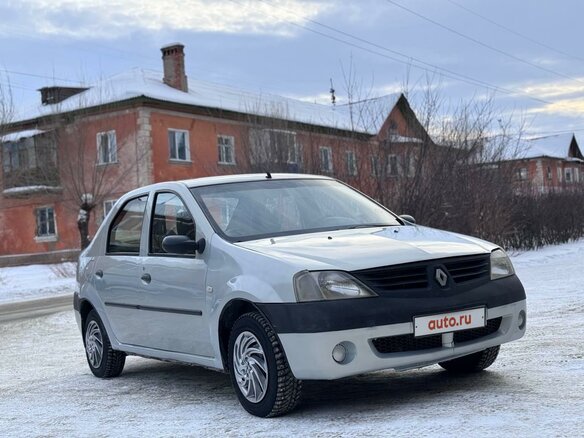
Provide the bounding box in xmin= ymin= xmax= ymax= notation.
xmin=228 ymin=312 xmax=302 ymax=417
xmin=439 ymin=345 xmax=500 ymax=373
xmin=83 ymin=309 xmax=126 ymax=378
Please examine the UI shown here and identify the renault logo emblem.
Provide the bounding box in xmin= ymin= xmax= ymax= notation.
xmin=435 ymin=268 xmax=448 ymax=287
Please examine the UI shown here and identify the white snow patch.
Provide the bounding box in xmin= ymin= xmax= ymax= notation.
xmin=0 ymin=129 xmax=45 ymax=142
xmin=2 ymin=185 xmax=61 ymax=195
xmin=0 ymin=262 xmax=76 ymax=303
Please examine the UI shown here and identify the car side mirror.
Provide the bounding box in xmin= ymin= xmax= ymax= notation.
xmin=399 ymin=214 xmax=416 ymax=225
xmin=162 ymin=235 xmax=206 ymax=255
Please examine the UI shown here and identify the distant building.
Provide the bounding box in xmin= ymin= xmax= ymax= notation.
xmin=0 ymin=44 xmax=431 ymax=265
xmin=506 ymin=133 xmax=584 ymax=193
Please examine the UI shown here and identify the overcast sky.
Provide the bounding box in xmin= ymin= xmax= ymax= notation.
xmin=1 ymin=0 xmax=583 ymax=139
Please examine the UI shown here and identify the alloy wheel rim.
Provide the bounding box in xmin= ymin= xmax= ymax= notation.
xmin=85 ymin=320 xmax=104 ymax=369
xmin=233 ymin=331 xmax=269 ymax=403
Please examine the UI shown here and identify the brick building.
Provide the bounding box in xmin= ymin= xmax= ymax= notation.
xmin=506 ymin=133 xmax=584 ymax=192
xmin=0 ymin=44 xmax=431 ymax=266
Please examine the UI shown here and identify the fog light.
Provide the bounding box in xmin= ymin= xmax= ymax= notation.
xmin=332 ymin=343 xmax=347 ymax=364
xmin=518 ymin=310 xmax=526 ymax=330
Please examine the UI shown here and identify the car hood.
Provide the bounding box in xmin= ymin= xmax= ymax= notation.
xmin=236 ymin=225 xmax=497 ymax=271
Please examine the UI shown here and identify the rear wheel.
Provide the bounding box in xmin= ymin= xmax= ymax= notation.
xmin=228 ymin=312 xmax=302 ymax=417
xmin=439 ymin=345 xmax=500 ymax=373
xmin=83 ymin=310 xmax=126 ymax=378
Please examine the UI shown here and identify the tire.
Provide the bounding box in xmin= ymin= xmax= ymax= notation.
xmin=439 ymin=345 xmax=500 ymax=373
xmin=228 ymin=312 xmax=302 ymax=417
xmin=83 ymin=309 xmax=126 ymax=378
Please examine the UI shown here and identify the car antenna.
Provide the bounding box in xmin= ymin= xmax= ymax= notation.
xmin=266 ymin=171 xmax=272 ymax=179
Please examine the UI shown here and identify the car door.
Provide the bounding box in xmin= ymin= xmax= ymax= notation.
xmin=139 ymin=190 xmax=213 ymax=357
xmin=95 ymin=194 xmax=149 ymax=346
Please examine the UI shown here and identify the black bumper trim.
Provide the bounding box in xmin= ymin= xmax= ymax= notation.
xmin=256 ymin=275 xmax=525 ymax=334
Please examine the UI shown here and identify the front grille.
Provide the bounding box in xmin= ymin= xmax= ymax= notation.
xmin=352 ymin=254 xmax=491 ymax=294
xmin=353 ymin=264 xmax=428 ymax=292
xmin=371 ymin=317 xmax=503 ymax=354
xmin=444 ymin=254 xmax=490 ymax=284
xmin=372 ymin=333 xmax=442 ymax=354
xmin=453 ymin=317 xmax=502 ymax=343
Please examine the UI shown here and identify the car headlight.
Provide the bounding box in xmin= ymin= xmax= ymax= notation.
xmin=490 ymin=249 xmax=515 ymax=280
xmin=293 ymin=271 xmax=377 ymax=302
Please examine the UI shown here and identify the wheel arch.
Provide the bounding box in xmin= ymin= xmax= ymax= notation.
xmin=79 ymin=298 xmax=97 ymax=331
xmin=218 ymin=298 xmax=266 ymax=370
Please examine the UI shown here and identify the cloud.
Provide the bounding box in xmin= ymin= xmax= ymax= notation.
xmin=0 ymin=0 xmax=332 ymax=39
xmin=528 ymin=98 xmax=584 ymax=117
xmin=516 ymin=78 xmax=584 ymax=99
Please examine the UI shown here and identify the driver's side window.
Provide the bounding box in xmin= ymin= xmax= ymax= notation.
xmin=150 ymin=192 xmax=196 ymax=255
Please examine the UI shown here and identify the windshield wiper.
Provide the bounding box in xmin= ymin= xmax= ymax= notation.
xmin=346 ymin=224 xmax=394 ymax=229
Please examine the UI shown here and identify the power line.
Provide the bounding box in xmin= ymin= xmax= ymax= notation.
xmin=445 ymin=0 xmax=584 ymax=65
xmin=384 ymin=0 xmax=584 ymax=85
xmin=1 ymin=69 xmax=85 ymax=85
xmin=251 ymin=0 xmax=553 ymax=105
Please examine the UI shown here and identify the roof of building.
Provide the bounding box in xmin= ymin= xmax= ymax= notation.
xmin=13 ymin=68 xmax=402 ymax=135
xmin=521 ymin=133 xmax=578 ymax=160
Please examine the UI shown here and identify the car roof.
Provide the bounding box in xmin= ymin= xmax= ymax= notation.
xmin=120 ymin=173 xmax=334 ymax=199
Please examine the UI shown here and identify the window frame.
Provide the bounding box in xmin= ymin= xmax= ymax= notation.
xmin=387 ymin=154 xmax=398 ymax=177
xmin=148 ymin=190 xmax=197 ymax=258
xmin=34 ymin=206 xmax=57 ymax=241
xmin=319 ymin=146 xmax=333 ymax=173
xmin=217 ymin=135 xmax=236 ymax=165
xmin=346 ymin=150 xmax=357 ymax=176
xmin=106 ymin=194 xmax=148 ymax=256
xmin=168 ymin=129 xmax=191 ymax=162
xmin=517 ymin=167 xmax=528 ymax=181
xmin=370 ymin=155 xmax=380 ymax=177
xmin=565 ymin=167 xmax=573 ymax=183
xmin=103 ymin=199 xmax=117 ymax=218
xmin=96 ymin=130 xmax=118 ymax=165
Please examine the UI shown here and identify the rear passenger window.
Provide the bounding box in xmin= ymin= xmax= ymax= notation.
xmin=107 ymin=196 xmax=148 ymax=254
xmin=150 ymin=192 xmax=196 ymax=254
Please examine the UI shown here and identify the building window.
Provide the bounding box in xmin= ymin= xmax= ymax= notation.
xmin=575 ymin=168 xmax=580 ymax=183
xmin=403 ymin=156 xmax=415 ymax=177
xmin=371 ymin=156 xmax=380 ymax=177
xmin=217 ymin=135 xmax=235 ymax=165
xmin=168 ymin=129 xmax=190 ymax=161
xmin=103 ymin=199 xmax=117 ymax=218
xmin=35 ymin=207 xmax=56 ymax=238
xmin=346 ymin=151 xmax=357 ymax=176
xmin=97 ymin=131 xmax=117 ymax=164
xmin=2 ymin=141 xmax=33 ymax=172
xmin=387 ymin=154 xmax=398 ymax=176
xmin=320 ymin=147 xmax=333 ymax=172
xmin=546 ymin=166 xmax=552 ymax=180
xmin=517 ymin=167 xmax=528 ymax=181
xmin=565 ymin=168 xmax=573 ymax=183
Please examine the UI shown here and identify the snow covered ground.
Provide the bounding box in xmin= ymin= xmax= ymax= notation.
xmin=0 ymin=241 xmax=583 ymax=436
xmin=0 ymin=262 xmax=76 ymax=303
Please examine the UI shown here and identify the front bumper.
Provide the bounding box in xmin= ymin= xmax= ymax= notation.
xmin=278 ymin=300 xmax=526 ymax=380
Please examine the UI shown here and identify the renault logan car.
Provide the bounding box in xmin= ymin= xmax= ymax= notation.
xmin=75 ymin=174 xmax=526 ymax=417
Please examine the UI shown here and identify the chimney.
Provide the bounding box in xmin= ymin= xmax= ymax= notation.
xmin=38 ymin=86 xmax=89 ymax=105
xmin=161 ymin=43 xmax=188 ymax=92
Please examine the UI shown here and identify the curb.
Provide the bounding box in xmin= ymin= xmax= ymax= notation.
xmin=0 ymin=294 xmax=73 ymax=322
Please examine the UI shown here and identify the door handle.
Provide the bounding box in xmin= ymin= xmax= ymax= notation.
xmin=95 ymin=270 xmax=103 ymax=279
xmin=141 ymin=273 xmax=152 ymax=284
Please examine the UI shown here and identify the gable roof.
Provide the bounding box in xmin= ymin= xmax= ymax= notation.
xmin=13 ymin=69 xmax=403 ymax=136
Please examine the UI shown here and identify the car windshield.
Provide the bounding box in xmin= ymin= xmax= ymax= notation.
xmin=190 ymin=179 xmax=400 ymax=241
